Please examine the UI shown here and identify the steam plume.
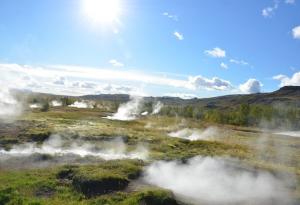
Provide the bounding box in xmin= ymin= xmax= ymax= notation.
xmin=168 ymin=127 xmax=218 ymax=141
xmin=105 ymin=97 xmax=143 ymax=121
xmin=51 ymin=100 xmax=62 ymax=107
xmin=68 ymin=101 xmax=94 ymax=108
xmin=144 ymin=156 xmax=292 ymax=205
xmin=275 ymin=131 xmax=300 ymax=138
xmin=29 ymin=103 xmax=42 ymax=109
xmin=0 ymin=87 xmax=22 ymax=119
xmin=0 ymin=135 xmax=148 ymax=161
xmin=151 ymin=101 xmax=163 ymax=115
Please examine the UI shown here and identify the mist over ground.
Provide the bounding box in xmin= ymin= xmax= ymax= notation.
xmin=168 ymin=127 xmax=218 ymax=141
xmin=0 ymin=134 xmax=148 ymax=165
xmin=68 ymin=101 xmax=94 ymax=108
xmin=144 ymin=156 xmax=294 ymax=205
xmin=275 ymin=131 xmax=300 ymax=138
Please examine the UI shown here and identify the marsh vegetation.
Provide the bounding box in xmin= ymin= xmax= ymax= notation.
xmin=0 ymin=91 xmax=299 ymax=205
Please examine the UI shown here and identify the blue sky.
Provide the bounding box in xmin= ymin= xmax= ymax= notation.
xmin=0 ymin=0 xmax=300 ymax=97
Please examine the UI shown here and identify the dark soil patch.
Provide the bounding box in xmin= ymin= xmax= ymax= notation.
xmin=35 ymin=186 xmax=55 ymax=198
xmin=72 ymin=176 xmax=129 ymax=197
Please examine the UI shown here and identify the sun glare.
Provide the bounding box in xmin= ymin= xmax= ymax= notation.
xmin=82 ymin=0 xmax=121 ymax=25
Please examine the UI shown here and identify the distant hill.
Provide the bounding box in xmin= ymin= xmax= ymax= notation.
xmin=83 ymin=94 xmax=130 ymax=102
xmin=82 ymin=86 xmax=300 ymax=108
xmin=20 ymin=86 xmax=300 ymax=109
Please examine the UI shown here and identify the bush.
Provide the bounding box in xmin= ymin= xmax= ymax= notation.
xmin=40 ymin=102 xmax=49 ymax=112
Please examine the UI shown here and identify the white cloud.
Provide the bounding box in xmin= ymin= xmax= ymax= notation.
xmin=53 ymin=76 xmax=66 ymax=85
xmin=285 ymin=0 xmax=295 ymax=4
xmin=96 ymin=84 xmax=138 ymax=95
xmin=273 ymin=72 xmax=300 ymax=86
xmin=239 ymin=78 xmax=263 ymax=94
xmin=229 ymin=59 xmax=250 ymax=66
xmin=292 ymin=26 xmax=300 ymax=39
xmin=188 ymin=76 xmax=232 ymax=91
xmin=0 ymin=63 xmax=188 ymax=94
xmin=109 ymin=59 xmax=124 ymax=67
xmin=72 ymin=81 xmax=97 ymax=89
xmin=262 ymin=1 xmax=279 ymax=17
xmin=164 ymin=93 xmax=198 ymax=99
xmin=16 ymin=75 xmax=41 ymax=89
xmin=220 ymin=62 xmax=228 ymax=69
xmin=163 ymin=12 xmax=178 ymax=21
xmin=205 ymin=47 xmax=226 ymax=58
xmin=262 ymin=0 xmax=295 ymax=18
xmin=0 ymin=63 xmax=235 ymax=96
xmin=174 ymin=31 xmax=184 ymax=40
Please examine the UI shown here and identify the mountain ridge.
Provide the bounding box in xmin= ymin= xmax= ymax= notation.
xmin=82 ymin=86 xmax=300 ymax=107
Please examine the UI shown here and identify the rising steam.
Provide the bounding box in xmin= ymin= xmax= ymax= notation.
xmin=275 ymin=131 xmax=300 ymax=138
xmin=144 ymin=156 xmax=292 ymax=205
xmin=0 ymin=87 xmax=22 ymax=119
xmin=68 ymin=101 xmax=94 ymax=108
xmin=151 ymin=101 xmax=163 ymax=115
xmin=104 ymin=97 xmax=143 ymax=121
xmin=29 ymin=103 xmax=42 ymax=109
xmin=168 ymin=127 xmax=218 ymax=141
xmin=104 ymin=97 xmax=163 ymax=121
xmin=0 ymin=134 xmax=148 ymax=161
xmin=51 ymin=100 xmax=62 ymax=107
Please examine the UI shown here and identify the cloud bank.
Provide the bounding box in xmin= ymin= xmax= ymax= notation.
xmin=0 ymin=63 xmax=237 ymax=96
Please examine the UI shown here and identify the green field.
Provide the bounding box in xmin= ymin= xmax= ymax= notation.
xmin=0 ymin=106 xmax=299 ymax=205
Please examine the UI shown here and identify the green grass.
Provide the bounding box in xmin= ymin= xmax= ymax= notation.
xmin=0 ymin=160 xmax=179 ymax=205
xmin=0 ymin=107 xmax=299 ymax=204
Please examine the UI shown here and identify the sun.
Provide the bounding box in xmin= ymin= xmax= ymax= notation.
xmin=81 ymin=0 xmax=121 ymax=25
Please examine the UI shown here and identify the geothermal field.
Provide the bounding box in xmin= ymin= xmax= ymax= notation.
xmin=1 ymin=1 xmax=300 ymax=204
xmin=0 ymin=90 xmax=299 ymax=205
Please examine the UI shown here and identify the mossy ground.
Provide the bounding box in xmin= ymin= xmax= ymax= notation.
xmin=0 ymin=107 xmax=299 ymax=204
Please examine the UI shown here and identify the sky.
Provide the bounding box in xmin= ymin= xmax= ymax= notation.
xmin=0 ymin=0 xmax=300 ymax=98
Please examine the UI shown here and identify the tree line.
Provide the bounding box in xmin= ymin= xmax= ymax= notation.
xmin=159 ymin=103 xmax=300 ymax=129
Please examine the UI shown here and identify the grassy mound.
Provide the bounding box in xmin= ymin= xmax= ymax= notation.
xmin=134 ymin=189 xmax=179 ymax=205
xmin=73 ymin=175 xmax=128 ymax=197
xmin=57 ymin=160 xmax=143 ymax=197
xmin=91 ymin=188 xmax=180 ymax=205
